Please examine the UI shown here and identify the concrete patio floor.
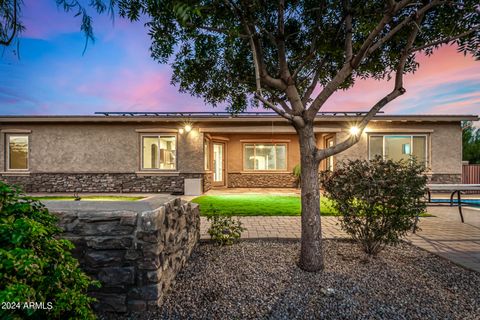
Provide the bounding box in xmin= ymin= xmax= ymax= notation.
xmin=200 ymin=206 xmax=480 ymax=273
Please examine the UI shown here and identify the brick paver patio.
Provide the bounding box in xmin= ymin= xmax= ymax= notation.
xmin=200 ymin=216 xmax=347 ymax=240
xmin=200 ymin=206 xmax=480 ymax=272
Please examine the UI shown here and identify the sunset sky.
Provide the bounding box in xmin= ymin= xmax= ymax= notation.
xmin=0 ymin=1 xmax=479 ymax=117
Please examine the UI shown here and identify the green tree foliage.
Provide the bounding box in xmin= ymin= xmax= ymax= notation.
xmin=2 ymin=0 xmax=478 ymax=271
xmin=321 ymin=157 xmax=427 ymax=255
xmin=112 ymin=0 xmax=479 ymax=112
xmin=0 ymin=182 xmax=99 ymax=319
xmin=462 ymin=121 xmax=480 ymax=164
xmin=112 ymin=0 xmax=478 ymax=272
xmin=0 ymin=0 xmax=114 ymax=52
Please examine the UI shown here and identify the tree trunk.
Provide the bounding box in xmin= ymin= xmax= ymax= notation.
xmin=297 ymin=124 xmax=324 ymax=272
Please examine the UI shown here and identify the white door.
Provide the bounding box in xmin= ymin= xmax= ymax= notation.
xmin=213 ymin=142 xmax=225 ymax=186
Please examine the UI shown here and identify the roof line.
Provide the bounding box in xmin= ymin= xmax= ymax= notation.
xmin=93 ymin=111 xmax=384 ymax=117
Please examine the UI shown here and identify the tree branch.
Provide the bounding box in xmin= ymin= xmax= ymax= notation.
xmin=227 ymin=0 xmax=296 ymax=122
xmin=0 ymin=0 xmax=17 ymax=46
xmin=316 ymin=13 xmax=424 ymax=162
xmin=277 ymin=0 xmax=290 ymax=80
xmin=185 ymin=23 xmax=249 ymax=38
xmin=224 ymin=0 xmax=286 ymax=91
xmin=291 ymin=39 xmax=316 ymax=80
xmin=367 ymin=0 xmax=442 ymax=55
xmin=410 ymin=26 xmax=480 ymax=53
xmin=301 ymin=58 xmax=327 ymax=105
xmin=349 ymin=0 xmax=411 ymax=68
xmin=306 ymin=0 xmax=414 ymax=120
xmin=315 ymin=87 xmax=405 ymax=162
xmin=254 ymin=93 xmax=294 ymax=121
xmin=344 ymin=0 xmax=353 ymax=63
xmin=263 ymin=87 xmax=293 ymax=113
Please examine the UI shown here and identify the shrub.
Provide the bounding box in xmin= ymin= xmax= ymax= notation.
xmin=207 ymin=211 xmax=246 ymax=245
xmin=292 ymin=164 xmax=301 ymax=188
xmin=0 ymin=182 xmax=99 ymax=319
xmin=320 ymin=157 xmax=427 ymax=255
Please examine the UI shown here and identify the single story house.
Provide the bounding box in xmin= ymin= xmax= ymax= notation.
xmin=0 ymin=112 xmax=477 ymax=195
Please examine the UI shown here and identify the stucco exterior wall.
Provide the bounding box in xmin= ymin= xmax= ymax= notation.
xmin=177 ymin=129 xmax=205 ymax=173
xmin=0 ymin=123 xmax=204 ymax=174
xmin=0 ymin=120 xmax=465 ymax=190
xmin=335 ymin=122 xmax=463 ymax=177
xmin=215 ymin=133 xmax=301 ymax=173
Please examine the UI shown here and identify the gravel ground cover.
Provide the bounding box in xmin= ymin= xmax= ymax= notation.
xmin=123 ymin=240 xmax=480 ymax=320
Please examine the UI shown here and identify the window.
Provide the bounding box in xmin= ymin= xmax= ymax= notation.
xmin=243 ymin=143 xmax=287 ymax=171
xmin=325 ymin=136 xmax=335 ymax=171
xmin=7 ymin=135 xmax=29 ymax=170
xmin=142 ymin=135 xmax=176 ymax=170
xmin=204 ymin=139 xmax=211 ymax=170
xmin=369 ymin=135 xmax=428 ymax=165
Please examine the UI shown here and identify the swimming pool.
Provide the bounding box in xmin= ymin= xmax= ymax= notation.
xmin=431 ymin=199 xmax=480 ymax=207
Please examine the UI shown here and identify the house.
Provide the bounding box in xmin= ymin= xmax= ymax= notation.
xmin=0 ymin=112 xmax=477 ymax=195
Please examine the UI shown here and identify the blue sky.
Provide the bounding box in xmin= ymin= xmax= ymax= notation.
xmin=0 ymin=1 xmax=479 ymax=117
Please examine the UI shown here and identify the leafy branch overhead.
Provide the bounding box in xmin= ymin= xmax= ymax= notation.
xmin=1 ymin=0 xmax=478 ymax=272
xmin=0 ymin=0 xmax=115 ymax=53
xmin=115 ymin=0 xmax=478 ymax=155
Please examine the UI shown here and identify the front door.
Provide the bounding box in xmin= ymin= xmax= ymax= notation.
xmin=213 ymin=142 xmax=225 ymax=186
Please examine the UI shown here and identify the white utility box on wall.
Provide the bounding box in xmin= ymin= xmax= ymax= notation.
xmin=184 ymin=178 xmax=203 ymax=196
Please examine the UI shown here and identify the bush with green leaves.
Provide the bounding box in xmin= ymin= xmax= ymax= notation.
xmin=292 ymin=164 xmax=301 ymax=188
xmin=320 ymin=157 xmax=427 ymax=255
xmin=0 ymin=182 xmax=99 ymax=319
xmin=207 ymin=213 xmax=245 ymax=246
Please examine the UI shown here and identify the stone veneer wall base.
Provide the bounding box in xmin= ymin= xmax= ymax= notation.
xmin=0 ymin=173 xmax=204 ymax=194
xmin=46 ymin=196 xmax=200 ymax=313
xmin=227 ymin=173 xmax=297 ymax=188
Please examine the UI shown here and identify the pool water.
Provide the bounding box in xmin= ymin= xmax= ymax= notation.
xmin=431 ymin=199 xmax=480 ymax=207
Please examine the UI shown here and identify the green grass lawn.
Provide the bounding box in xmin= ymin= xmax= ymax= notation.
xmin=31 ymin=196 xmax=144 ymax=202
xmin=191 ymin=195 xmax=339 ymax=216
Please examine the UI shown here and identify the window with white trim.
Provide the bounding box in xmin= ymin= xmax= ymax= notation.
xmin=325 ymin=136 xmax=335 ymax=171
xmin=7 ymin=135 xmax=29 ymax=170
xmin=204 ymin=139 xmax=211 ymax=170
xmin=369 ymin=135 xmax=428 ymax=165
xmin=142 ymin=135 xmax=176 ymax=170
xmin=243 ymin=143 xmax=287 ymax=171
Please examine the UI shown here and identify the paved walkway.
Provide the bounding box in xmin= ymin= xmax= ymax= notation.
xmin=200 ymin=216 xmax=348 ymax=240
xmin=408 ymin=208 xmax=480 ymax=272
xmin=200 ymin=207 xmax=480 ymax=272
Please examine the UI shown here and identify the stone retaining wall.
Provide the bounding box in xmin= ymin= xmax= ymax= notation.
xmin=228 ymin=173 xmax=297 ymax=188
xmin=47 ymin=196 xmax=200 ymax=313
xmin=1 ymin=173 xmax=205 ymax=194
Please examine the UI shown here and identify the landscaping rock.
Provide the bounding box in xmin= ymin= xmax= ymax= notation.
xmin=123 ymin=240 xmax=480 ymax=320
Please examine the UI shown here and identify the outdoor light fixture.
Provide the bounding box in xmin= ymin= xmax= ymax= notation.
xmin=178 ymin=121 xmax=193 ymax=134
xmin=349 ymin=126 xmax=360 ymax=136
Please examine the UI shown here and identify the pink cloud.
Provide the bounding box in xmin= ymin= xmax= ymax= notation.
xmin=73 ymin=66 xmax=205 ymax=112
xmin=318 ymin=46 xmax=479 ymax=114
